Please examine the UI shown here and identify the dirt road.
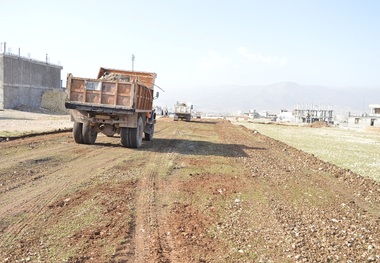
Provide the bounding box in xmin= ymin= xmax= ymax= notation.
xmin=0 ymin=118 xmax=379 ymax=262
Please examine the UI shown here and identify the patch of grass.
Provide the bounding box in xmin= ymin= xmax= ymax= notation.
xmin=278 ymin=176 xmax=338 ymax=207
xmin=45 ymin=198 xmax=102 ymax=259
xmin=0 ymin=131 xmax=32 ymax=137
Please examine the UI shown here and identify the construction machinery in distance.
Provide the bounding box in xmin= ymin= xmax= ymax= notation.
xmin=173 ymin=101 xmax=193 ymax=122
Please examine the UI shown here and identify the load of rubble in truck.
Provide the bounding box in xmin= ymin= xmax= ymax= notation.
xmin=173 ymin=101 xmax=193 ymax=122
xmin=65 ymin=67 xmax=159 ymax=148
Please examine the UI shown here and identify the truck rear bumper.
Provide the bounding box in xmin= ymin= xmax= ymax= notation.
xmin=65 ymin=102 xmax=135 ymax=115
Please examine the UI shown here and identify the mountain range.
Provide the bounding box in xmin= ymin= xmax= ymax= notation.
xmin=169 ymin=82 xmax=379 ymax=115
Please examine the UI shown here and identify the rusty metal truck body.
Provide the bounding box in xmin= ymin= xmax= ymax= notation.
xmin=65 ymin=67 xmax=158 ymax=148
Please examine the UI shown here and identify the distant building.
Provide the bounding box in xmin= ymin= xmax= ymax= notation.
xmin=277 ymin=110 xmax=295 ymax=123
xmin=246 ymin=109 xmax=278 ymax=122
xmin=293 ymin=104 xmax=333 ymax=124
xmin=0 ymin=51 xmax=63 ymax=110
xmin=247 ymin=109 xmax=260 ymax=119
xmin=347 ymin=104 xmax=380 ymax=128
xmin=369 ymin=104 xmax=380 ymax=116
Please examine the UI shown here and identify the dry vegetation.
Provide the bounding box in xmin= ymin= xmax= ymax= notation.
xmin=234 ymin=121 xmax=380 ymax=181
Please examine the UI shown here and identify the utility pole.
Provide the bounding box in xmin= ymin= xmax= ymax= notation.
xmin=131 ymin=54 xmax=135 ymax=71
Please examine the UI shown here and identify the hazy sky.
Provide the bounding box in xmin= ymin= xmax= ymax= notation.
xmin=1 ymin=0 xmax=379 ymax=107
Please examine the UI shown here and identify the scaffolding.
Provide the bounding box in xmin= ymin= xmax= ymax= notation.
xmin=293 ymin=104 xmax=333 ymax=124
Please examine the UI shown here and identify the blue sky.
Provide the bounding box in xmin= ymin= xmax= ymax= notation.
xmin=1 ymin=0 xmax=379 ymax=107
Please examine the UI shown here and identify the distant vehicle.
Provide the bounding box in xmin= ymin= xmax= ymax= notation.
xmin=173 ymin=101 xmax=193 ymax=122
xmin=65 ymin=67 xmax=158 ymax=148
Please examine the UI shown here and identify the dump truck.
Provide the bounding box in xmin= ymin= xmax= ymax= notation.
xmin=65 ymin=67 xmax=158 ymax=148
xmin=173 ymin=101 xmax=193 ymax=122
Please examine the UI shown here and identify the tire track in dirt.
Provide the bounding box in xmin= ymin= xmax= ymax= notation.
xmin=1 ymin=119 xmax=379 ymax=261
xmin=0 ymin=133 xmax=145 ymax=250
xmin=129 ymin=118 xmax=207 ymax=262
xmin=133 ymin=169 xmax=159 ymax=262
xmin=148 ymin=120 xmax=235 ymax=262
xmin=91 ymin=118 xmax=179 ymax=262
xmin=0 ymin=133 xmax=72 ymax=170
xmin=0 ymin=119 xmax=180 ymax=261
xmin=132 ymin=119 xmax=182 ymax=262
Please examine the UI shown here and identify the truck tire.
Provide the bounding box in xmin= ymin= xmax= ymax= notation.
xmin=144 ymin=123 xmax=154 ymax=141
xmin=120 ymin=116 xmax=143 ymax=148
xmin=174 ymin=115 xmax=179 ymax=121
xmin=131 ymin=116 xmax=144 ymax=148
xmin=82 ymin=122 xmax=98 ymax=144
xmin=120 ymin=127 xmax=130 ymax=147
xmin=73 ymin=122 xmax=84 ymax=144
xmin=186 ymin=115 xmax=191 ymax=122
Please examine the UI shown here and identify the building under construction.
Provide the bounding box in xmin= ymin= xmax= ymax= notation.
xmin=293 ymin=104 xmax=333 ymax=124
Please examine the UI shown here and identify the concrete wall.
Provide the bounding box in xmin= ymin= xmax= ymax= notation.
xmin=0 ymin=55 xmax=4 ymax=108
xmin=0 ymin=53 xmax=63 ymax=110
xmin=347 ymin=116 xmax=380 ymax=128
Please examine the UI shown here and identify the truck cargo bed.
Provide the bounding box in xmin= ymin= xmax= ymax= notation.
xmin=64 ymin=67 xmax=158 ymax=148
xmin=65 ymin=69 xmax=156 ymax=113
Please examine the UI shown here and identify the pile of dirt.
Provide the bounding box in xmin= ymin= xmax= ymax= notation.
xmin=308 ymin=121 xmax=330 ymax=128
xmin=100 ymin=73 xmax=130 ymax=82
xmin=41 ymin=89 xmax=69 ymax=113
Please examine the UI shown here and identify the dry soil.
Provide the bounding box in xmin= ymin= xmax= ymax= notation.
xmin=0 ymin=117 xmax=379 ymax=262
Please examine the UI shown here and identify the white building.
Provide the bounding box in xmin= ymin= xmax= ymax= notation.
xmin=347 ymin=104 xmax=380 ymax=128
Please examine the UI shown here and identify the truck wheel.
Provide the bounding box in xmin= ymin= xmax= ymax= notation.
xmin=144 ymin=124 xmax=154 ymax=141
xmin=186 ymin=115 xmax=191 ymax=122
xmin=120 ymin=116 xmax=143 ymax=148
xmin=73 ymin=122 xmax=84 ymax=144
xmin=174 ymin=115 xmax=179 ymax=121
xmin=120 ymin=127 xmax=130 ymax=147
xmin=82 ymin=122 xmax=98 ymax=144
xmin=131 ymin=116 xmax=144 ymax=148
